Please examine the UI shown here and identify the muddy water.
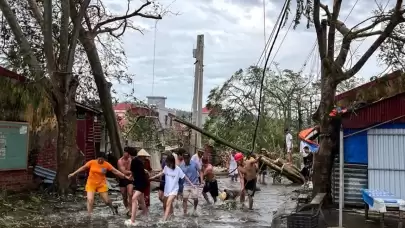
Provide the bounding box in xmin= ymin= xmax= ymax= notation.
xmin=18 ymin=178 xmax=298 ymax=228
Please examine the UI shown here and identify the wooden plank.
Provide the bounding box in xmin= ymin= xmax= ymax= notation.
xmin=310 ymin=193 xmax=326 ymax=205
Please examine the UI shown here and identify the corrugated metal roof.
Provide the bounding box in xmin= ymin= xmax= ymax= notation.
xmin=342 ymin=92 xmax=405 ymax=128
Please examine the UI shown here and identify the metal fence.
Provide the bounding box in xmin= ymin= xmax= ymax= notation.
xmin=331 ymin=158 xmax=368 ymax=207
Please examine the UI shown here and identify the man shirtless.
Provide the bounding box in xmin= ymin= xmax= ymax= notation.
xmin=202 ymin=157 xmax=218 ymax=204
xmin=117 ymin=147 xmax=133 ymax=214
xmin=234 ymin=152 xmax=261 ymax=209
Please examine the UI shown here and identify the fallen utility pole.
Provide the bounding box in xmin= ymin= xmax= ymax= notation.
xmin=169 ymin=113 xmax=305 ymax=184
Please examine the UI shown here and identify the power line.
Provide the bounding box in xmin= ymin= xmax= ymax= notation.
xmin=250 ymin=0 xmax=290 ymax=155
xmin=268 ymin=19 xmax=294 ymax=67
xmin=255 ymin=3 xmax=286 ymax=67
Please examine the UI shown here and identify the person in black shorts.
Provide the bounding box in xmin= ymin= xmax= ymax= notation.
xmin=117 ymin=147 xmax=134 ymax=212
xmin=202 ymin=157 xmax=219 ymax=204
xmin=127 ymin=156 xmax=148 ymax=226
xmin=300 ymin=146 xmax=313 ymax=182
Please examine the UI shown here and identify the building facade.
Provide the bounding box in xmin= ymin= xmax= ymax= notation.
xmin=331 ymin=71 xmax=405 ymax=207
xmin=146 ymin=96 xmax=176 ymax=129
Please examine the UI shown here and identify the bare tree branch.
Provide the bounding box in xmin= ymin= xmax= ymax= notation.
xmin=92 ymin=0 xmax=162 ymax=34
xmin=59 ymin=0 xmax=70 ymax=70
xmin=314 ymin=0 xmax=326 ymax=61
xmin=43 ymin=0 xmax=56 ymax=73
xmin=27 ymin=0 xmax=44 ymax=31
xmin=67 ymin=0 xmax=91 ymax=71
xmin=344 ymin=0 xmax=405 ymax=80
xmin=0 ymin=0 xmax=44 ymax=78
xmin=327 ymin=0 xmax=342 ymax=60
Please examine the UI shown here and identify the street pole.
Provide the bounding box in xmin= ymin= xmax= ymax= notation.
xmin=339 ymin=125 xmax=344 ymax=227
xmin=191 ymin=45 xmax=199 ymax=155
xmin=196 ymin=34 xmax=204 ymax=150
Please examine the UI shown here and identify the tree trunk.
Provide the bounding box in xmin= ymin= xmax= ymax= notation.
xmin=312 ymin=74 xmax=338 ymax=200
xmin=79 ymin=31 xmax=123 ymax=158
xmin=53 ymin=85 xmax=79 ymax=195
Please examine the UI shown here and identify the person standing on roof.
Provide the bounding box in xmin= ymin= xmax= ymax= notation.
xmin=285 ymin=128 xmax=293 ymax=163
xmin=235 ymin=152 xmax=261 ymax=210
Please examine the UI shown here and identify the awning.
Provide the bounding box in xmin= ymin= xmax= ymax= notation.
xmin=298 ymin=126 xmax=319 ymax=142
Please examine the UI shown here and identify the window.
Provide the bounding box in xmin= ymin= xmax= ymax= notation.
xmin=170 ymin=117 xmax=173 ymax=126
xmin=165 ymin=115 xmax=168 ymax=125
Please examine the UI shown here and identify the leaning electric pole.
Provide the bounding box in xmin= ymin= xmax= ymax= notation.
xmin=191 ymin=34 xmax=204 ymax=154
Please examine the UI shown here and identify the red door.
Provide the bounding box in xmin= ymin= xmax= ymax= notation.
xmin=76 ymin=120 xmax=86 ymax=153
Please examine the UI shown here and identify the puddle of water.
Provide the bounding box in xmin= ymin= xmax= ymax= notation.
xmin=5 ymin=178 xmax=298 ymax=228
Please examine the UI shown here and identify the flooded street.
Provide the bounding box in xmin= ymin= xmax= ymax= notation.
xmin=2 ymin=177 xmax=298 ymax=228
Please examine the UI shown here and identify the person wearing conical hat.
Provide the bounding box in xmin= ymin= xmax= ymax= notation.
xmin=137 ymin=149 xmax=152 ymax=208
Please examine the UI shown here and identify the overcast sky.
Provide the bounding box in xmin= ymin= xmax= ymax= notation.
xmin=106 ymin=0 xmax=391 ymax=110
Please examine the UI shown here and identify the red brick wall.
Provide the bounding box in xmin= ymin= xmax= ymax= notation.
xmin=0 ymin=169 xmax=33 ymax=191
xmin=37 ymin=138 xmax=57 ymax=170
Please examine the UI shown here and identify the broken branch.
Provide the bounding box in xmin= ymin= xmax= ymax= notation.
xmin=327 ymin=0 xmax=342 ymax=60
xmin=67 ymin=0 xmax=91 ymax=71
xmin=344 ymin=0 xmax=405 ymax=80
xmin=92 ymin=0 xmax=162 ymax=33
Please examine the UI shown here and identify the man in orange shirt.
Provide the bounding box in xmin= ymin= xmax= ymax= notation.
xmin=68 ymin=153 xmax=131 ymax=216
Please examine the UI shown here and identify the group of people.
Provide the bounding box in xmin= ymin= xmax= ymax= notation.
xmin=67 ymin=146 xmax=227 ymax=225
xmin=68 ymin=147 xmax=153 ymax=223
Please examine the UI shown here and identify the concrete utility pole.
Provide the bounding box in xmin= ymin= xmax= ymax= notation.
xmin=191 ymin=34 xmax=204 ymax=154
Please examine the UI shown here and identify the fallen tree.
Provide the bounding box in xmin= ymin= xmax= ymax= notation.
xmin=169 ymin=114 xmax=304 ymax=184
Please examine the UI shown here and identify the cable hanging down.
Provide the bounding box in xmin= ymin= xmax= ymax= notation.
xmin=249 ymin=0 xmax=291 ymax=156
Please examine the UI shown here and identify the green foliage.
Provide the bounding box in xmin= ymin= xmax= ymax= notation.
xmin=0 ymin=76 xmax=50 ymax=122
xmin=124 ymin=112 xmax=160 ymax=145
xmin=204 ymin=66 xmax=312 ymax=152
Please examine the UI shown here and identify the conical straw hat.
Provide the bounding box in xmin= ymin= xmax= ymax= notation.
xmin=137 ymin=149 xmax=151 ymax=157
xmin=219 ymin=192 xmax=227 ymax=201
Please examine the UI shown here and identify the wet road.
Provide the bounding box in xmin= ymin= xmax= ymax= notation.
xmin=19 ymin=178 xmax=298 ymax=228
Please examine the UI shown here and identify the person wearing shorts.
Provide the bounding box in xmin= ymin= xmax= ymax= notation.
xmin=202 ymin=157 xmax=219 ymax=204
xmin=117 ymin=147 xmax=133 ymax=213
xmin=149 ymin=154 xmax=196 ymax=221
xmin=235 ymin=152 xmax=261 ymax=210
xmin=285 ymin=128 xmax=293 ymax=163
xmin=180 ymin=152 xmax=202 ymax=215
xmin=125 ymin=155 xmax=149 ymax=226
xmin=68 ymin=153 xmax=130 ymax=216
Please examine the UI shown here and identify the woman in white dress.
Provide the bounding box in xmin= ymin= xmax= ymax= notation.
xmin=228 ymin=151 xmax=238 ymax=182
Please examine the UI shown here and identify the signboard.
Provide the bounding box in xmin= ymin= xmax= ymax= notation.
xmin=0 ymin=121 xmax=29 ymax=170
